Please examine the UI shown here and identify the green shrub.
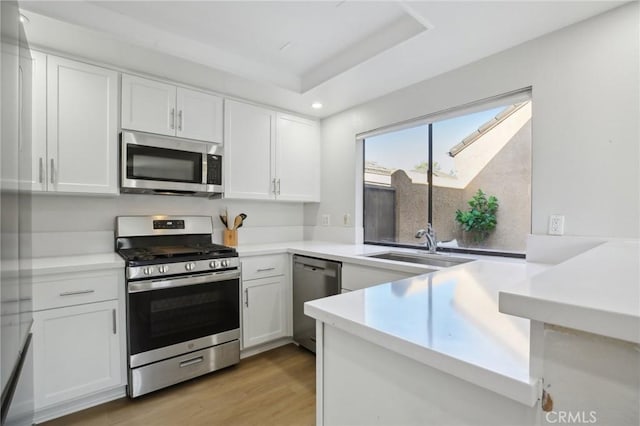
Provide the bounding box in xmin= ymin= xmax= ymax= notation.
xmin=455 ymin=189 xmax=499 ymax=241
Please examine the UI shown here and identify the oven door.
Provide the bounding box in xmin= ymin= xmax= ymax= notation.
xmin=127 ymin=269 xmax=240 ymax=368
xmin=121 ymin=130 xmax=221 ymax=193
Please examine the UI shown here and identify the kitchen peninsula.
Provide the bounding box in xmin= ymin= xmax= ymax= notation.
xmin=306 ymin=240 xmax=640 ymax=425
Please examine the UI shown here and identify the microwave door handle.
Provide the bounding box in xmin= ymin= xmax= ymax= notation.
xmin=202 ymin=155 xmax=208 ymax=184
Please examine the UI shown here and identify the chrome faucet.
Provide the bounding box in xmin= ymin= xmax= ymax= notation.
xmin=415 ymin=223 xmax=437 ymax=253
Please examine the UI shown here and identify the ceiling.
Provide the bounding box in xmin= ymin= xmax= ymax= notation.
xmin=21 ymin=1 xmax=624 ymax=118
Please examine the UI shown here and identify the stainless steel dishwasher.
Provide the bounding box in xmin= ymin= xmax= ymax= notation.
xmin=293 ymin=255 xmax=341 ymax=353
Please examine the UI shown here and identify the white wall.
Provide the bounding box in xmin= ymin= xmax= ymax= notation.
xmin=307 ymin=3 xmax=639 ymax=242
xmin=31 ymin=194 xmax=304 ymax=255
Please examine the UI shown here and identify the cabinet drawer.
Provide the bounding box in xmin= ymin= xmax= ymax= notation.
xmin=33 ymin=269 xmax=121 ymax=311
xmin=241 ymin=254 xmax=286 ymax=280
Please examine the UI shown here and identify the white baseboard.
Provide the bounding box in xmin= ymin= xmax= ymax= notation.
xmin=33 ymin=386 xmax=126 ymax=424
xmin=240 ymin=337 xmax=295 ymax=359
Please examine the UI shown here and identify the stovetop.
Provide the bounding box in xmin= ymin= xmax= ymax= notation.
xmin=115 ymin=216 xmax=240 ymax=279
xmin=118 ymin=243 xmax=237 ymax=266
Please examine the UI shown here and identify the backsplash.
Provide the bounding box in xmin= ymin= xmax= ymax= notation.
xmin=30 ymin=193 xmax=305 ymax=256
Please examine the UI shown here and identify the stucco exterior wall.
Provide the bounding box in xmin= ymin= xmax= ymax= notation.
xmin=460 ymin=120 xmax=531 ymax=251
xmin=390 ymin=120 xmax=531 ymax=252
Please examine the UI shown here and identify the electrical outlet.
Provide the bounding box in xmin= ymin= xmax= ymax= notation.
xmin=548 ymin=215 xmax=565 ymax=235
xmin=343 ymin=213 xmax=351 ymax=226
xmin=321 ymin=214 xmax=330 ymax=227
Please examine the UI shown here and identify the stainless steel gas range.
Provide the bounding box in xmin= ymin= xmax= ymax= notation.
xmin=115 ymin=215 xmax=240 ymax=398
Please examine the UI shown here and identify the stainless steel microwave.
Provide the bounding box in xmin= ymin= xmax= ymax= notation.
xmin=120 ymin=131 xmax=223 ymax=197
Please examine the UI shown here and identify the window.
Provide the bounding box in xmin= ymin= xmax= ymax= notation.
xmin=363 ymin=95 xmax=531 ymax=254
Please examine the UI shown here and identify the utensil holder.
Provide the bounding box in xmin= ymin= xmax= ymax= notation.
xmin=223 ymin=229 xmax=238 ymax=247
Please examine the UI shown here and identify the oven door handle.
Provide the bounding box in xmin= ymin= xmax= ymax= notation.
xmin=128 ymin=270 xmax=240 ymax=293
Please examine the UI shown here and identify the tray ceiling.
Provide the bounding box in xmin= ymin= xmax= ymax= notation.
xmin=21 ymin=1 xmax=625 ymax=117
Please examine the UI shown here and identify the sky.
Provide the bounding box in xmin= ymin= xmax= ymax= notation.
xmin=365 ymin=105 xmax=506 ymax=175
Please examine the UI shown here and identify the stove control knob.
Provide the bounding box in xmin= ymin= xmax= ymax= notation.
xmin=185 ymin=262 xmax=196 ymax=271
xmin=209 ymin=260 xmax=219 ymax=269
xmin=221 ymin=259 xmax=229 ymax=268
xmin=158 ymin=265 xmax=169 ymax=274
xmin=143 ymin=267 xmax=153 ymax=276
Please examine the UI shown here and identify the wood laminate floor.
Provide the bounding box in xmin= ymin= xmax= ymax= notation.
xmin=41 ymin=344 xmax=316 ymax=426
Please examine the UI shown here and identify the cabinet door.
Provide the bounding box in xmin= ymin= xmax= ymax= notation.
xmin=176 ymin=87 xmax=223 ymax=143
xmin=341 ymin=263 xmax=415 ymax=291
xmin=224 ymin=99 xmax=275 ymax=200
xmin=28 ymin=50 xmax=47 ymax=192
xmin=275 ymin=114 xmax=321 ymax=202
xmin=33 ymin=300 xmax=122 ymax=409
xmin=242 ymin=276 xmax=286 ymax=348
xmin=121 ymin=74 xmax=176 ymax=136
xmin=47 ymin=56 xmax=118 ymax=194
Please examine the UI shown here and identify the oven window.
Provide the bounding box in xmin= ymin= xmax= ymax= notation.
xmin=128 ymin=277 xmax=239 ymax=356
xmin=127 ymin=144 xmax=202 ymax=183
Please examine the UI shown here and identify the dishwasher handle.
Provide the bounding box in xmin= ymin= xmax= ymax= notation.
xmin=294 ymin=261 xmax=339 ymax=278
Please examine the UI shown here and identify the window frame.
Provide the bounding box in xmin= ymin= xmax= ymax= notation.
xmin=361 ymin=89 xmax=532 ymax=259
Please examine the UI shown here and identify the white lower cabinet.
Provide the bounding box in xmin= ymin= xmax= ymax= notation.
xmin=32 ymin=267 xmax=125 ymax=419
xmin=241 ymin=254 xmax=290 ymax=349
xmin=242 ymin=276 xmax=286 ymax=348
xmin=341 ymin=263 xmax=415 ymax=291
xmin=33 ymin=300 xmax=122 ymax=409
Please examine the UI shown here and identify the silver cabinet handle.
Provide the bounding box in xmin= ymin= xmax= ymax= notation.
xmin=256 ymin=267 xmax=275 ymax=272
xmin=38 ymin=157 xmax=44 ymax=183
xmin=178 ymin=110 xmax=183 ymax=131
xmin=180 ymin=356 xmax=204 ymax=368
xmin=59 ymin=289 xmax=95 ymax=297
xmin=277 ymin=178 xmax=281 ymax=195
xmin=170 ymin=107 xmax=175 ymax=129
xmin=50 ymin=159 xmax=55 ymax=184
xmin=112 ymin=309 xmax=116 ymax=335
xmin=272 ymin=178 xmax=276 ymax=194
xmin=244 ymin=289 xmax=249 ymax=307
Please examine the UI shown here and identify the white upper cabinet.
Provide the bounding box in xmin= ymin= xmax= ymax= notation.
xmin=121 ymin=74 xmax=176 ymax=137
xmin=46 ymin=55 xmax=118 ymax=194
xmin=28 ymin=50 xmax=47 ymax=192
xmin=275 ymin=113 xmax=320 ymax=202
xmin=224 ymin=99 xmax=275 ymax=200
xmin=121 ymin=74 xmax=223 ymax=143
xmin=224 ymin=99 xmax=321 ymax=202
xmin=177 ymin=87 xmax=223 ymax=143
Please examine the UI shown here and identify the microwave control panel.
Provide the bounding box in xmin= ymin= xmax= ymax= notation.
xmin=207 ymin=155 xmax=222 ymax=185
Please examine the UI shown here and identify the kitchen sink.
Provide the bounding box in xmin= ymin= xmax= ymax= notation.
xmin=365 ymin=252 xmax=475 ymax=268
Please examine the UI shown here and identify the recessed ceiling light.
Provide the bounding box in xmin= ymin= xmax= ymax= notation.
xmin=279 ymin=42 xmax=292 ymax=52
xmin=19 ymin=14 xmax=29 ymax=24
xmin=311 ymin=102 xmax=323 ymax=109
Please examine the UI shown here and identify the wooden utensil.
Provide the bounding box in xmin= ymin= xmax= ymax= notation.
xmin=235 ymin=213 xmax=247 ymax=229
xmin=232 ymin=214 xmax=243 ymax=230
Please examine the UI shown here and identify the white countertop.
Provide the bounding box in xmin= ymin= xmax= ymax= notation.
xmin=499 ymin=240 xmax=640 ymax=343
xmin=237 ymin=240 xmax=524 ymax=274
xmin=305 ymin=258 xmax=549 ymax=406
xmin=29 ymin=253 xmax=124 ymax=276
